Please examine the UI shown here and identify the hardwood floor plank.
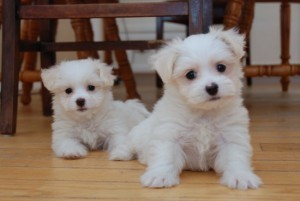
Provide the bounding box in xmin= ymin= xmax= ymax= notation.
xmin=0 ymin=75 xmax=299 ymax=200
xmin=260 ymin=143 xmax=300 ymax=152
xmin=253 ymin=161 xmax=300 ymax=171
xmin=0 ymin=152 xmax=145 ymax=169
xmin=0 ymin=166 xmax=299 ymax=185
xmin=253 ymin=151 xmax=300 ymax=161
xmin=251 ymin=138 xmax=300 ymax=144
xmin=0 ymin=179 xmax=299 ymax=201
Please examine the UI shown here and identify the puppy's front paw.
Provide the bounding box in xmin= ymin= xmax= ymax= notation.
xmin=54 ymin=144 xmax=88 ymax=159
xmin=141 ymin=168 xmax=180 ymax=188
xmin=221 ymin=171 xmax=262 ymax=190
xmin=109 ymin=145 xmax=133 ymax=161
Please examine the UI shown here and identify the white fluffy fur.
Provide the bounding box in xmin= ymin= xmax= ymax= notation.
xmin=122 ymin=28 xmax=262 ymax=189
xmin=41 ymin=58 xmax=149 ymax=160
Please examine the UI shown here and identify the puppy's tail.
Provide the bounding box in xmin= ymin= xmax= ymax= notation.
xmin=125 ymin=99 xmax=150 ymax=118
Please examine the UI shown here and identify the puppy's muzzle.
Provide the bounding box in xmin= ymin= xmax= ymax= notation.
xmin=205 ymin=82 xmax=218 ymax=96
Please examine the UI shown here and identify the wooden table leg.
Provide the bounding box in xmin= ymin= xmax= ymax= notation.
xmin=0 ymin=0 xmax=21 ymax=135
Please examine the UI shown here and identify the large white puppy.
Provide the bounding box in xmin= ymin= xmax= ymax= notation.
xmin=41 ymin=58 xmax=149 ymax=160
xmin=125 ymin=28 xmax=262 ymax=189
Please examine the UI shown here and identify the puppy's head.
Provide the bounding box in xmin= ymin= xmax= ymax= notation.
xmin=41 ymin=58 xmax=115 ymax=114
xmin=152 ymin=27 xmax=245 ymax=109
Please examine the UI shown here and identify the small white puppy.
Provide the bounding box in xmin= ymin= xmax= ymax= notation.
xmin=41 ymin=58 xmax=149 ymax=160
xmin=124 ymin=28 xmax=262 ymax=189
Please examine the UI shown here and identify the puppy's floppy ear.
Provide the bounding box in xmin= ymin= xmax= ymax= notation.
xmin=150 ymin=38 xmax=182 ymax=84
xmin=94 ymin=60 xmax=115 ymax=88
xmin=210 ymin=27 xmax=245 ymax=59
xmin=41 ymin=65 xmax=60 ymax=92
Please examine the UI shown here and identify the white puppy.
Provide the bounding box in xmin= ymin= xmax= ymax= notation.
xmin=124 ymin=28 xmax=262 ymax=189
xmin=41 ymin=58 xmax=149 ymax=160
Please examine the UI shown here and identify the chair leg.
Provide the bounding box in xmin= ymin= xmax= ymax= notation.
xmin=21 ymin=51 xmax=37 ymax=105
xmin=82 ymin=19 xmax=99 ymax=59
xmin=245 ymin=37 xmax=253 ymax=86
xmin=103 ymin=28 xmax=113 ymax=65
xmin=21 ymin=20 xmax=40 ymax=105
xmin=155 ymin=17 xmax=164 ymax=89
xmin=103 ymin=18 xmax=140 ymax=99
xmin=70 ymin=18 xmax=99 ymax=59
xmin=67 ymin=0 xmax=99 ymax=59
xmin=280 ymin=2 xmax=291 ymax=92
xmin=223 ymin=0 xmax=243 ymax=30
xmin=0 ymin=0 xmax=20 ymax=135
xmin=39 ymin=19 xmax=57 ymax=116
xmin=280 ymin=77 xmax=289 ymax=92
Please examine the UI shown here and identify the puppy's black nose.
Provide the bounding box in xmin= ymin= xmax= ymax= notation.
xmin=205 ymin=82 xmax=218 ymax=96
xmin=76 ymin=98 xmax=85 ymax=107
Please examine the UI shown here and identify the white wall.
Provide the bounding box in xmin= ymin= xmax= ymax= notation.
xmin=250 ymin=3 xmax=300 ymax=65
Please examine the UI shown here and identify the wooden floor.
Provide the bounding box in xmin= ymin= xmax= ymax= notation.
xmin=1 ymin=75 xmax=300 ymax=201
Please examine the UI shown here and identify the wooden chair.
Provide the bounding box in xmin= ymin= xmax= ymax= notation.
xmin=224 ymin=0 xmax=300 ymax=91
xmin=15 ymin=0 xmax=141 ymax=106
xmin=1 ymin=0 xmax=212 ymax=135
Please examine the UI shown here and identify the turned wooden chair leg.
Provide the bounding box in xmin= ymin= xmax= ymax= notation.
xmin=82 ymin=19 xmax=99 ymax=59
xmin=67 ymin=0 xmax=99 ymax=59
xmin=223 ymin=0 xmax=255 ymax=37
xmin=223 ymin=0 xmax=243 ymax=29
xmin=21 ymin=51 xmax=38 ymax=105
xmin=70 ymin=18 xmax=98 ymax=59
xmin=74 ymin=19 xmax=100 ymax=59
xmin=21 ymin=20 xmax=39 ymax=105
xmin=224 ymin=0 xmax=255 ymax=87
xmin=103 ymin=18 xmax=140 ymax=99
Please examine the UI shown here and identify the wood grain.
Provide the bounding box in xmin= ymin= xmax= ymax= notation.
xmin=0 ymin=74 xmax=300 ymax=200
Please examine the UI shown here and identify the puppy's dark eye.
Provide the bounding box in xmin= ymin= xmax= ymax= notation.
xmin=65 ymin=88 xmax=73 ymax=94
xmin=185 ymin=70 xmax=197 ymax=80
xmin=87 ymin=85 xmax=95 ymax=91
xmin=216 ymin=64 xmax=226 ymax=73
